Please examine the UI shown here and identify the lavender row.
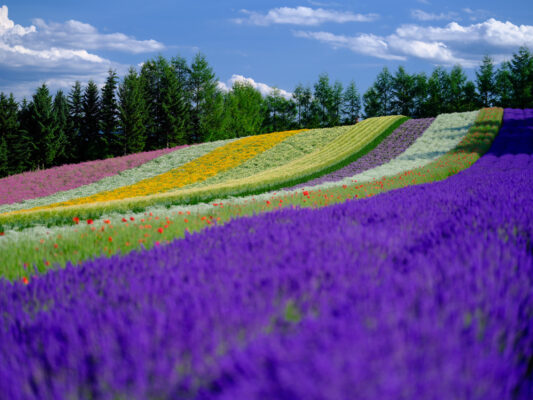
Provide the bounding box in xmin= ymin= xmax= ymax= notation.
xmin=0 ymin=145 xmax=186 ymax=206
xmin=0 ymin=110 xmax=532 ymax=399
xmin=288 ymin=117 xmax=434 ymax=189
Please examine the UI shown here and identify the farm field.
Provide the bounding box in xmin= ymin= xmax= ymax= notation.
xmin=0 ymin=108 xmax=532 ymax=399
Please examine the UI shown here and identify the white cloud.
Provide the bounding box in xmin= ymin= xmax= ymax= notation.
xmin=411 ymin=9 xmax=458 ymax=21
xmin=294 ymin=18 xmax=533 ymax=67
xmin=0 ymin=5 xmax=163 ymax=98
xmin=234 ymin=6 xmax=378 ymax=26
xmin=294 ymin=30 xmax=405 ymax=60
xmin=218 ymin=74 xmax=293 ymax=99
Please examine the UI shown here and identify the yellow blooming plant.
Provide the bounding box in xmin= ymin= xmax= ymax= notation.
xmin=10 ymin=129 xmax=307 ymax=213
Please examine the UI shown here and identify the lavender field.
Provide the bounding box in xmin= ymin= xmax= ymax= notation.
xmin=1 ymin=109 xmax=532 ymax=399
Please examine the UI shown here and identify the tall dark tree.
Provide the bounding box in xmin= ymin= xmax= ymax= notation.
xmin=293 ymin=84 xmax=306 ymax=128
xmin=262 ymin=89 xmax=296 ymax=133
xmin=220 ymin=81 xmax=263 ymax=139
xmin=495 ymin=62 xmax=514 ymax=108
xmin=67 ymin=81 xmax=84 ymax=162
xmin=189 ymin=53 xmax=223 ymax=143
xmin=363 ymin=87 xmax=381 ymax=118
xmin=425 ymin=67 xmax=451 ymax=116
xmin=118 ymin=67 xmax=148 ymax=155
xmin=0 ymin=93 xmax=20 ymax=175
xmin=330 ymin=80 xmax=344 ymax=126
xmin=374 ymin=67 xmax=394 ymax=115
xmin=412 ymin=73 xmax=428 ymax=117
xmin=343 ymin=81 xmax=361 ymax=124
xmin=448 ymin=65 xmax=469 ymax=112
xmin=52 ymin=90 xmax=70 ymax=165
xmin=100 ymin=69 xmax=119 ymax=156
xmin=161 ymin=56 xmax=190 ymax=147
xmin=476 ymin=55 xmax=496 ymax=107
xmin=28 ymin=84 xmax=57 ymax=169
xmin=81 ymin=80 xmax=101 ymax=160
xmin=508 ymin=46 xmax=533 ymax=108
xmin=391 ymin=66 xmax=416 ymax=116
xmin=313 ymin=73 xmax=333 ymax=126
xmin=16 ymin=99 xmax=34 ymax=172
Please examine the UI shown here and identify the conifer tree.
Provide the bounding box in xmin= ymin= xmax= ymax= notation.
xmin=508 ymin=46 xmax=533 ymax=108
xmin=118 ymin=67 xmax=148 ymax=154
xmin=0 ymin=93 xmax=20 ymax=175
xmin=476 ymin=55 xmax=496 ymax=107
xmin=330 ymin=80 xmax=343 ymax=126
xmin=100 ymin=69 xmax=119 ymax=156
xmin=140 ymin=56 xmax=166 ymax=149
xmin=448 ymin=65 xmax=469 ymax=112
xmin=52 ymin=90 xmax=70 ymax=165
xmin=189 ymin=53 xmax=223 ymax=142
xmin=28 ymin=84 xmax=57 ymax=169
xmin=0 ymin=135 xmax=7 ymax=177
xmin=343 ymin=81 xmax=361 ymax=124
xmin=391 ymin=66 xmax=416 ymax=116
xmin=363 ymin=86 xmax=381 ymax=118
xmin=495 ymin=62 xmax=513 ymax=108
xmin=68 ymin=81 xmax=84 ymax=162
xmin=314 ymin=73 xmax=333 ymax=127
xmin=81 ymin=80 xmax=101 ymax=160
xmin=161 ymin=58 xmax=189 ymax=147
xmin=16 ymin=99 xmax=34 ymax=172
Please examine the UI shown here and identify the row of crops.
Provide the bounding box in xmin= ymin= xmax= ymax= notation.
xmin=0 ymin=108 xmax=532 ymax=399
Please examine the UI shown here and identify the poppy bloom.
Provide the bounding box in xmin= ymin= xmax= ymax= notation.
xmin=87 ymin=219 xmax=93 ymax=225
xmin=73 ymin=217 xmax=80 ymax=224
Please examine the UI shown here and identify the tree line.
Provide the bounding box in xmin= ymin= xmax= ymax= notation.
xmin=0 ymin=47 xmax=532 ymax=178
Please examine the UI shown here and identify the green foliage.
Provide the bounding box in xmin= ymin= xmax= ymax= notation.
xmin=0 ymin=93 xmax=20 ymax=174
xmin=262 ymin=89 xmax=296 ymax=133
xmin=67 ymin=81 xmax=83 ymax=162
xmin=476 ymin=55 xmax=496 ymax=107
xmin=219 ymin=81 xmax=264 ymax=139
xmin=343 ymin=80 xmax=361 ymax=124
xmin=508 ymin=46 xmax=533 ymax=108
xmin=118 ymin=67 xmax=148 ymax=154
xmin=100 ymin=69 xmax=119 ymax=156
xmin=81 ymin=80 xmax=101 ymax=160
xmin=28 ymin=84 xmax=58 ymax=169
xmin=52 ymin=90 xmax=70 ymax=165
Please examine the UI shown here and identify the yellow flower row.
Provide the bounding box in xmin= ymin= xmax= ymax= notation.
xmin=15 ymin=129 xmax=307 ymax=213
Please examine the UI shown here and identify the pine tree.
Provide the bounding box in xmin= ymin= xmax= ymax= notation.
xmin=100 ymin=69 xmax=119 ymax=156
xmin=52 ymin=90 xmax=70 ymax=165
xmin=81 ymin=80 xmax=101 ymax=160
xmin=363 ymin=86 xmax=381 ymax=118
xmin=68 ymin=81 xmax=84 ymax=162
xmin=475 ymin=55 xmax=496 ymax=107
xmin=313 ymin=73 xmax=333 ymax=127
xmin=426 ymin=67 xmax=451 ymax=116
xmin=0 ymin=93 xmax=20 ymax=175
xmin=330 ymin=81 xmax=343 ymax=126
xmin=293 ymin=84 xmax=306 ymax=128
xmin=412 ymin=73 xmax=428 ymax=117
xmin=189 ymin=53 xmax=223 ymax=143
xmin=0 ymin=136 xmax=7 ymax=177
xmin=448 ymin=65 xmax=469 ymax=112
xmin=16 ymin=99 xmax=34 ymax=172
xmin=343 ymin=81 xmax=361 ymax=124
xmin=374 ymin=67 xmax=394 ymax=115
xmin=28 ymin=84 xmax=57 ymax=169
xmin=391 ymin=66 xmax=416 ymax=116
xmin=495 ymin=62 xmax=514 ymax=108
xmin=161 ymin=58 xmax=189 ymax=147
xmin=508 ymin=46 xmax=533 ymax=108
xmin=118 ymin=67 xmax=148 ymax=154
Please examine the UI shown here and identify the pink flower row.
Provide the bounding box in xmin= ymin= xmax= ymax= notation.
xmin=0 ymin=146 xmax=188 ymax=206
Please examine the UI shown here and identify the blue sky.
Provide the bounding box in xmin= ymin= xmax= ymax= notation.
xmin=1 ymin=0 xmax=532 ymax=100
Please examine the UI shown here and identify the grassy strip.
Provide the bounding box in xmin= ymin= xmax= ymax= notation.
xmin=0 ymin=109 xmax=502 ymax=282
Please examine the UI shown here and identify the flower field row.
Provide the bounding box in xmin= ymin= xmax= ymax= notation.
xmin=1 ymin=109 xmax=531 ymax=399
xmin=0 ymin=110 xmax=501 ymax=277
xmin=299 ymin=110 xmax=478 ymax=192
xmin=184 ymin=125 xmax=351 ymax=189
xmin=0 ymin=139 xmax=237 ymax=213
xmin=10 ymin=129 xmax=307 ymax=213
xmin=289 ymin=117 xmax=435 ymax=189
xmin=0 ymin=145 xmax=186 ymax=206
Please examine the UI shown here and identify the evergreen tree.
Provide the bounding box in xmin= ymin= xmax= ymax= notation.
xmin=16 ymin=99 xmax=34 ymax=172
xmin=161 ymin=57 xmax=190 ymax=147
xmin=293 ymin=84 xmax=306 ymax=128
xmin=448 ymin=65 xmax=469 ymax=112
xmin=81 ymin=80 xmax=101 ymax=160
xmin=28 ymin=84 xmax=57 ymax=169
xmin=425 ymin=67 xmax=451 ymax=116
xmin=330 ymin=80 xmax=343 ymax=126
xmin=262 ymin=89 xmax=296 ymax=133
xmin=462 ymin=81 xmax=478 ymax=112
xmin=374 ymin=67 xmax=394 ymax=115
xmin=412 ymin=73 xmax=428 ymax=117
xmin=140 ymin=56 xmax=167 ymax=149
xmin=100 ymin=69 xmax=119 ymax=156
xmin=313 ymin=73 xmax=333 ymax=126
xmin=391 ymin=66 xmax=416 ymax=116
xmin=118 ymin=67 xmax=148 ymax=154
xmin=495 ymin=62 xmax=514 ymax=108
xmin=189 ymin=53 xmax=223 ymax=143
xmin=363 ymin=86 xmax=381 ymax=118
xmin=52 ymin=90 xmax=70 ymax=165
xmin=220 ymin=81 xmax=263 ymax=139
xmin=0 ymin=135 xmax=7 ymax=177
xmin=476 ymin=55 xmax=496 ymax=107
xmin=508 ymin=46 xmax=533 ymax=108
xmin=67 ymin=81 xmax=84 ymax=162
xmin=342 ymin=81 xmax=361 ymax=124
xmin=0 ymin=93 xmax=20 ymax=175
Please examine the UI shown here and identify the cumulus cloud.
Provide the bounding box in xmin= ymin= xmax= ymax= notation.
xmin=294 ymin=18 xmax=533 ymax=67
xmin=411 ymin=9 xmax=458 ymax=21
xmin=234 ymin=6 xmax=378 ymax=26
xmin=218 ymin=74 xmax=293 ymax=99
xmin=0 ymin=5 xmax=163 ymax=98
